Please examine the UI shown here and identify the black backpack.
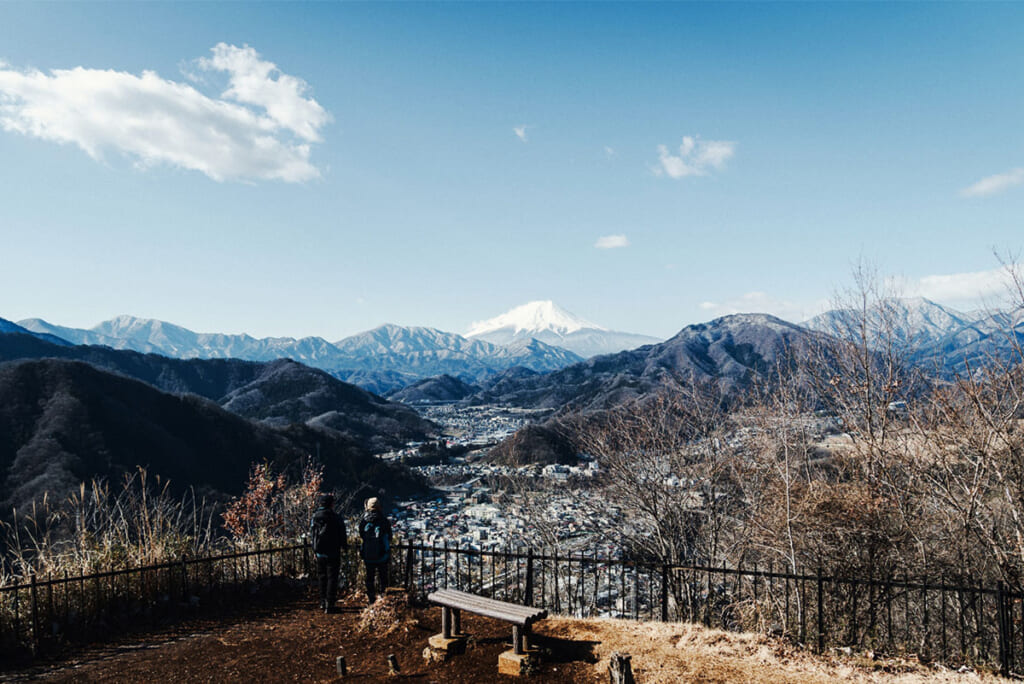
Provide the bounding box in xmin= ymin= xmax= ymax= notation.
xmin=360 ymin=515 xmax=390 ymax=563
xmin=311 ymin=508 xmax=343 ymax=556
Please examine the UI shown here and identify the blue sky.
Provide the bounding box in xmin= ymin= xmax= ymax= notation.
xmin=2 ymin=2 xmax=1023 ymax=341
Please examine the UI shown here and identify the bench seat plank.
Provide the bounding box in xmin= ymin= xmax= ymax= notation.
xmin=428 ymin=589 xmax=547 ymax=627
xmin=433 ymin=592 xmax=543 ymax=618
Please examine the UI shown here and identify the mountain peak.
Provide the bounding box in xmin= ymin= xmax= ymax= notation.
xmin=467 ymin=301 xmax=605 ymax=338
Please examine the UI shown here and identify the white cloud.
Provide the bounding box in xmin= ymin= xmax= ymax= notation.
xmin=197 ymin=43 xmax=329 ymax=143
xmin=0 ymin=44 xmax=329 ymax=182
xmin=960 ymin=168 xmax=1024 ymax=197
xmin=604 ymin=146 xmax=615 ymax=157
xmin=513 ymin=125 xmax=528 ymax=142
xmin=654 ymin=135 xmax=736 ymax=179
xmin=905 ymin=265 xmax=1017 ymax=305
xmin=595 ymin=234 xmax=629 ymax=249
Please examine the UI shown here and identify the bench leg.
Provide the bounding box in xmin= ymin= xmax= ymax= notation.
xmin=513 ymin=625 xmax=522 ymax=655
xmin=442 ymin=606 xmax=452 ymax=639
xmin=453 ymin=608 xmax=462 ymax=635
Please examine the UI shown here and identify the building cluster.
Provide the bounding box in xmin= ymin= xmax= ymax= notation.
xmin=392 ymin=458 xmax=613 ymax=554
xmin=418 ymin=404 xmax=552 ymax=446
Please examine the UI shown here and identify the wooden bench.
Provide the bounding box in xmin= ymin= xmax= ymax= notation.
xmin=427 ymin=588 xmax=548 ymax=656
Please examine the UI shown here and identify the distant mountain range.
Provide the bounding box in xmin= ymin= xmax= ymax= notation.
xmin=15 ymin=303 xmax=661 ymax=393
xmin=467 ymin=300 xmax=661 ymax=358
xmin=803 ymin=297 xmax=1024 ymax=375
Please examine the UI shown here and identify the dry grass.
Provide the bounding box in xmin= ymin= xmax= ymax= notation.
xmin=541 ymin=617 xmax=1007 ymax=683
xmin=354 ymin=591 xmax=419 ymax=636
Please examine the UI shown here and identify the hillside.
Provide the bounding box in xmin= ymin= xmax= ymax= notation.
xmin=386 ymin=374 xmax=479 ymax=404
xmin=0 ymin=359 xmax=426 ymax=513
xmin=0 ymin=333 xmax=433 ymax=450
xmin=470 ymin=313 xmax=818 ymax=411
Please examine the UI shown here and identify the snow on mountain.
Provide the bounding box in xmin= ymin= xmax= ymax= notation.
xmin=803 ymin=297 xmax=972 ymax=348
xmin=20 ymin=315 xmax=340 ymax=361
xmin=466 ymin=300 xmax=661 ymax=358
xmin=18 ymin=318 xmax=136 ymax=349
xmin=331 ymin=324 xmax=582 ymax=381
xmin=15 ymin=316 xmax=583 ymax=394
xmin=468 ymin=300 xmax=604 ymax=337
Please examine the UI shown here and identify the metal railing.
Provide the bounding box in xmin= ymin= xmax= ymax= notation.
xmin=3 ymin=539 xmax=1021 ymax=676
xmin=0 ymin=543 xmax=311 ymax=665
xmin=390 ymin=541 xmax=1024 ymax=676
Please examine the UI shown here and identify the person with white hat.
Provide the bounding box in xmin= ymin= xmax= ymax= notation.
xmin=358 ymin=496 xmax=392 ymax=604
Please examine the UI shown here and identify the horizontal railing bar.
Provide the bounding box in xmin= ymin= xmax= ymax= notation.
xmin=391 ymin=542 xmax=1023 ymax=598
xmin=0 ymin=543 xmax=306 ymax=593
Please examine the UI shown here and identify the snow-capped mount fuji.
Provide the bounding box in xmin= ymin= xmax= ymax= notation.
xmin=466 ymin=300 xmax=661 ymax=359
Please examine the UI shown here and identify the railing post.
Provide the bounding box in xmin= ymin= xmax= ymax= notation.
xmin=660 ymin=564 xmax=669 ymax=622
xmin=405 ymin=545 xmax=414 ymax=592
xmin=180 ymin=559 xmax=189 ymax=601
xmin=816 ymin=567 xmax=825 ymax=654
xmin=30 ymin=572 xmax=39 ymax=656
xmin=997 ymin=581 xmax=1009 ymax=677
xmin=524 ymin=548 xmax=534 ymax=608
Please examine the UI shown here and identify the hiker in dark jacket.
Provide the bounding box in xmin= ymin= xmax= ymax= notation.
xmin=358 ymin=497 xmax=392 ymax=604
xmin=309 ymin=493 xmax=348 ymax=613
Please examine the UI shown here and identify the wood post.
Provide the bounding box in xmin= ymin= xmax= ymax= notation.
xmin=336 ymin=655 xmax=347 ymax=677
xmin=452 ymin=608 xmax=461 ymax=635
xmin=608 ymin=652 xmax=634 ymax=684
xmin=513 ymin=625 xmax=523 ymax=655
xmin=387 ymin=653 xmax=400 ymax=674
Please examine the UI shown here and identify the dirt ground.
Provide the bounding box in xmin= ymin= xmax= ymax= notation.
xmin=2 ymin=583 xmax=1010 ymax=683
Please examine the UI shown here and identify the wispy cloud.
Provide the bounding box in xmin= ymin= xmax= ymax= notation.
xmin=513 ymin=125 xmax=529 ymax=142
xmin=595 ymin=234 xmax=629 ymax=249
xmin=0 ymin=43 xmax=330 ymax=182
xmin=654 ymin=135 xmax=736 ymax=179
xmin=960 ymin=168 xmax=1024 ymax=198
xmin=604 ymin=146 xmax=615 ymax=158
